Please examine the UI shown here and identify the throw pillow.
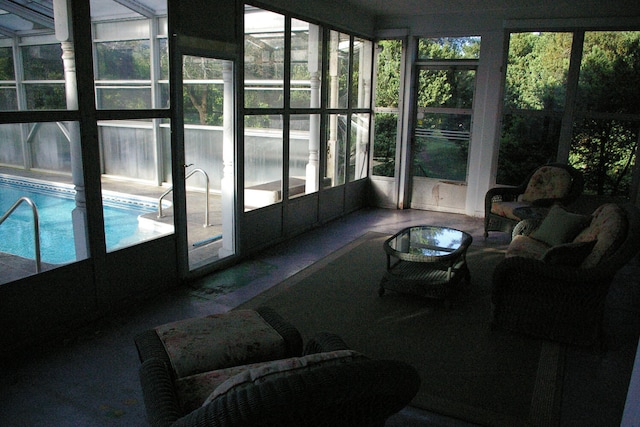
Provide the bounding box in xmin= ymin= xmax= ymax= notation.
xmin=542 ymin=240 xmax=597 ymax=267
xmin=531 ymin=205 xmax=592 ymax=247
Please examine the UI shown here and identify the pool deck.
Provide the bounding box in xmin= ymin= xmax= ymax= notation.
xmin=0 ymin=167 xmax=221 ymax=283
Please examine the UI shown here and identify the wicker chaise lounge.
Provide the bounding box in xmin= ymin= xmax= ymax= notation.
xmin=491 ymin=202 xmax=640 ymax=346
xmin=484 ymin=163 xmax=584 ymax=238
xmin=135 ymin=307 xmax=420 ymax=427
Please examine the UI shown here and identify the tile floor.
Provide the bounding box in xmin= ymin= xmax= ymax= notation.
xmin=1 ymin=207 xmax=638 ymax=426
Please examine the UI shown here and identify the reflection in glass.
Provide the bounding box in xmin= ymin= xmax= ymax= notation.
xmin=290 ymin=20 xmax=322 ymax=109
xmin=244 ymin=8 xmax=285 ymax=108
xmin=352 ymin=38 xmax=373 ymax=109
xmin=325 ymin=113 xmax=346 ymax=187
xmin=349 ymin=113 xmax=369 ymax=181
xmin=244 ymin=115 xmax=283 ymax=210
xmin=290 ymin=114 xmax=320 ymax=198
xmin=327 ymin=31 xmax=350 ymax=110
xmin=388 ymin=226 xmax=465 ymax=257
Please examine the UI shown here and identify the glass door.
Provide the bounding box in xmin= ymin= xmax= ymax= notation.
xmin=181 ymin=55 xmax=236 ymax=270
xmin=408 ymin=65 xmax=476 ymax=211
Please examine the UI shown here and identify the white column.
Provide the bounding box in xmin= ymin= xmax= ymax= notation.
xmin=305 ymin=24 xmax=320 ymax=193
xmin=218 ymin=61 xmax=235 ymax=258
xmin=55 ymin=0 xmax=89 ymax=259
xmin=327 ymin=32 xmax=340 ymax=185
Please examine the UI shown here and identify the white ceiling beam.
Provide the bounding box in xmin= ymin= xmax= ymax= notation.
xmin=0 ymin=23 xmax=16 ymax=37
xmin=0 ymin=0 xmax=54 ymax=28
xmin=113 ymin=0 xmax=155 ymax=18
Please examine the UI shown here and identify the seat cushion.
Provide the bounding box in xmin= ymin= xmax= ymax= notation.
xmin=490 ymin=201 xmax=530 ymax=220
xmin=506 ymin=234 xmax=550 ymax=259
xmin=521 ymin=165 xmax=573 ymax=202
xmin=154 ymin=309 xmax=289 ymax=378
xmin=573 ymin=203 xmax=628 ymax=268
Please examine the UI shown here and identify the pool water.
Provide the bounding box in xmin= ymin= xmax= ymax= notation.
xmin=0 ymin=177 xmax=172 ymax=264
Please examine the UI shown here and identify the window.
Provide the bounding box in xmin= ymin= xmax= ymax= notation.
xmin=373 ymin=40 xmax=402 ymax=177
xmin=498 ymin=32 xmax=573 ymax=184
xmin=411 ymin=37 xmax=480 ymax=183
xmin=499 ymin=30 xmax=640 ymax=197
xmin=324 ymin=32 xmax=374 ymax=187
xmin=243 ymin=5 xmax=374 ymax=209
xmin=93 ymin=19 xmax=166 ymax=110
xmin=570 ymin=31 xmax=640 ymax=196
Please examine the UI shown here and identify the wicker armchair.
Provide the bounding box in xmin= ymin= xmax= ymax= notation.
xmin=484 ymin=163 xmax=584 ymax=238
xmin=136 ymin=313 xmax=420 ymax=427
xmin=491 ymin=203 xmax=640 ymax=346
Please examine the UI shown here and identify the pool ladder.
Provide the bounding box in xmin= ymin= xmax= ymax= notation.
xmin=0 ymin=197 xmax=41 ymax=273
xmin=157 ymin=167 xmax=210 ymax=227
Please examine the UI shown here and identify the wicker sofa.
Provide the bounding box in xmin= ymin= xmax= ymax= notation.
xmin=491 ymin=202 xmax=640 ymax=346
xmin=484 ymin=163 xmax=584 ymax=238
xmin=135 ymin=307 xmax=420 ymax=427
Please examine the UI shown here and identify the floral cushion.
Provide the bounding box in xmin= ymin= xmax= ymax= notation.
xmin=490 ymin=200 xmax=530 ymax=220
xmin=154 ymin=310 xmax=288 ymax=378
xmin=203 ymin=350 xmax=367 ymax=406
xmin=573 ymin=203 xmax=627 ymax=268
xmin=521 ymin=166 xmax=573 ymax=202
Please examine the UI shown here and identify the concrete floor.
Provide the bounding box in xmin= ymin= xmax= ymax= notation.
xmin=1 ymin=207 xmax=638 ymax=426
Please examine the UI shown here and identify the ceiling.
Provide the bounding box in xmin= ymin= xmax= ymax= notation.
xmin=343 ymin=0 xmax=638 ymax=20
xmin=0 ymin=0 xmax=636 ymax=38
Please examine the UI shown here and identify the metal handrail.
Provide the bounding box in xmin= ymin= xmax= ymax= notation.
xmin=0 ymin=197 xmax=41 ymax=273
xmin=158 ymin=168 xmax=210 ymax=227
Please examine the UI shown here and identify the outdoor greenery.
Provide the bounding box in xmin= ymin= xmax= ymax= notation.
xmin=500 ymin=31 xmax=640 ymax=196
xmin=374 ymin=33 xmax=640 ymax=196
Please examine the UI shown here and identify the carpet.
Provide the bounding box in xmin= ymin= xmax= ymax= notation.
xmin=238 ymin=232 xmax=565 ymax=427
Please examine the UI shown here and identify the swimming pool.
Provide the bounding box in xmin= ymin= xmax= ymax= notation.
xmin=0 ymin=174 xmax=173 ymax=264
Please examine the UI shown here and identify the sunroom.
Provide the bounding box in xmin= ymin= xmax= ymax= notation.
xmin=1 ymin=0 xmax=639 ymax=363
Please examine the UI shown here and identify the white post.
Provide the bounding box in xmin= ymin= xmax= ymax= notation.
xmin=327 ymin=32 xmax=340 ymax=185
xmin=55 ymin=0 xmax=89 ymax=259
xmin=305 ymin=24 xmax=320 ymax=193
xmin=218 ymin=61 xmax=235 ymax=258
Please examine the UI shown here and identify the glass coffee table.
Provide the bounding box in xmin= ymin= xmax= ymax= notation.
xmin=379 ymin=225 xmax=473 ymax=306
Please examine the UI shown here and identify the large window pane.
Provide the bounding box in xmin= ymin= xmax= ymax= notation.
xmin=498 ymin=32 xmax=572 ymax=185
xmin=504 ymin=33 xmax=572 ymax=111
xmin=99 ymin=120 xmax=174 ymax=254
xmin=0 ymin=122 xmax=88 ymax=282
xmin=22 ymin=44 xmax=65 ymax=110
xmin=352 ymin=38 xmax=373 ymax=108
xmin=95 ymin=40 xmax=152 ymax=109
xmin=411 ymin=66 xmax=475 ymax=182
xmin=244 ymin=115 xmax=283 ymax=210
xmin=373 ymin=40 xmax=402 ymax=177
xmin=183 ymin=55 xmax=225 ymax=125
xmin=244 ymin=8 xmax=285 ymax=108
xmin=570 ymin=31 xmax=640 ymax=196
xmin=22 ymin=45 xmax=63 ymax=80
xmin=413 ymin=112 xmax=470 ymax=181
xmin=290 ymin=114 xmax=320 ymax=197
xmin=290 ymin=20 xmax=322 ymax=109
xmin=327 ymin=31 xmax=350 ymax=109
xmin=349 ymin=113 xmax=369 ymax=181
xmin=325 ymin=113 xmax=347 ymax=187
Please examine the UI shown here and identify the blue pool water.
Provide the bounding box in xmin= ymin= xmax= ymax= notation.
xmin=0 ymin=176 xmax=172 ymax=264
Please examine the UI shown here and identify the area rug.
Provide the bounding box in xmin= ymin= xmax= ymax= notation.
xmin=237 ymin=231 xmax=565 ymax=427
